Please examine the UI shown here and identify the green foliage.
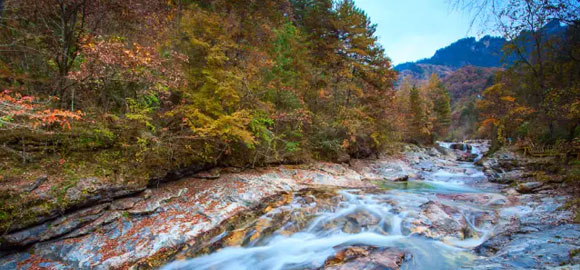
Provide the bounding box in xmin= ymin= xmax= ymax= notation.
xmin=249 ymin=114 xmax=275 ymax=146
xmin=408 ymin=85 xmax=430 ymax=143
xmin=126 ymin=94 xmax=160 ymax=131
xmin=428 ymin=74 xmax=452 ymax=139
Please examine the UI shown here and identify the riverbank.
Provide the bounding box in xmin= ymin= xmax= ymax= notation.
xmin=0 ymin=144 xmax=420 ymax=269
xmin=1 ymin=143 xmax=579 ymax=269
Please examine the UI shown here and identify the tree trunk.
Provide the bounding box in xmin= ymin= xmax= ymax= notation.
xmin=569 ymin=123 xmax=579 ymax=141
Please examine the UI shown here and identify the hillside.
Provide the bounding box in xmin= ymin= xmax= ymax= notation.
xmin=396 ymin=63 xmax=455 ymax=82
xmin=394 ymin=35 xmax=506 ymax=81
xmin=443 ymin=65 xmax=499 ymax=103
xmin=443 ymin=66 xmax=499 ymax=139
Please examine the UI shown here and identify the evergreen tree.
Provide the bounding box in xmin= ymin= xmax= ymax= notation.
xmin=409 ymin=85 xmax=425 ymax=142
xmin=428 ymin=74 xmax=452 ymax=139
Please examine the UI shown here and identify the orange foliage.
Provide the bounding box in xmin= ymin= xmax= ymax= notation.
xmin=68 ymin=36 xmax=187 ymax=91
xmin=0 ymin=90 xmax=82 ymax=131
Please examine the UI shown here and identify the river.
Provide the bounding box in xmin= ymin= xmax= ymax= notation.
xmin=161 ymin=142 xmax=531 ymax=270
xmin=2 ymin=142 xmax=577 ymax=269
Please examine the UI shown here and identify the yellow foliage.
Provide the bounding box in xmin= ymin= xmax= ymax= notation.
xmin=500 ymin=96 xmax=516 ymax=102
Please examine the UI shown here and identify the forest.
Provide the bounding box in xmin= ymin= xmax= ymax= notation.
xmin=0 ymin=0 xmax=406 ymax=230
xmin=1 ymin=0 xmax=577 ymax=169
xmin=0 ymin=0 xmax=579 ymax=243
xmin=0 ymin=1 xmax=580 ymax=269
xmin=0 ymin=0 xmax=401 ymax=173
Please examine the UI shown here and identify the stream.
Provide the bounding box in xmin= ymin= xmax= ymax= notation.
xmin=1 ymin=142 xmax=577 ymax=269
xmin=161 ymin=143 xmax=516 ymax=270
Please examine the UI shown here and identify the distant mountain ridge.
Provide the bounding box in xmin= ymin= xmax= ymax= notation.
xmin=394 ymin=20 xmax=567 ymax=140
xmin=396 ymin=35 xmax=506 ymax=71
xmin=394 ymin=20 xmax=566 ymax=81
xmin=394 ymin=35 xmax=506 ymax=81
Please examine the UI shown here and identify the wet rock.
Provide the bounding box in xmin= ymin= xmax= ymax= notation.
xmin=450 ymin=143 xmax=472 ymax=151
xmin=481 ymin=158 xmax=500 ymax=172
xmin=415 ymin=161 xmax=435 ymax=172
xmin=474 ymin=224 xmax=580 ymax=269
xmin=347 ymin=211 xmax=380 ymax=228
xmin=437 ymin=193 xmax=510 ymax=208
xmin=128 ymin=188 xmax=188 ymax=215
xmin=476 ymin=217 xmax=521 ymax=256
xmin=434 ymin=145 xmax=449 ymax=155
xmin=427 ymin=148 xmax=442 ymax=157
xmin=314 ymin=163 xmax=352 ymax=176
xmin=488 ymin=170 xmax=525 ymax=184
xmin=390 ymin=174 xmax=409 ymax=182
xmin=484 ymin=169 xmax=501 ymax=182
xmin=64 ymin=210 xmax=123 ymax=239
xmin=324 ymin=210 xmax=381 ymax=234
xmin=352 ymin=159 xmax=411 ymax=182
xmin=1 ymin=144 xmax=575 ymax=270
xmin=516 ymin=182 xmax=544 ymax=193
xmin=223 ymin=229 xmax=249 ymax=246
xmin=324 ymin=246 xmax=373 ymax=266
xmin=480 ymin=149 xmax=520 ymax=173
xmin=457 ymin=153 xmax=479 ymax=162
xmin=324 ymin=246 xmax=407 ymax=270
xmin=493 ymin=149 xmax=518 ymax=161
xmin=407 ymin=201 xmax=468 ymax=239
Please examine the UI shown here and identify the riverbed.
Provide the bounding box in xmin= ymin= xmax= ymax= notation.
xmin=1 ymin=143 xmax=578 ymax=269
xmin=160 ymin=143 xmax=579 ymax=270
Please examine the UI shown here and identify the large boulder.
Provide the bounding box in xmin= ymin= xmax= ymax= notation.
xmin=323 ymin=210 xmax=381 ymax=234
xmin=488 ymin=170 xmax=525 ymax=184
xmin=403 ymin=201 xmax=469 ymax=240
xmin=323 ymin=246 xmax=408 ymax=270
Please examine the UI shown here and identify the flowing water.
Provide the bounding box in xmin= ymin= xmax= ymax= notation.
xmin=162 ymin=143 xmax=503 ymax=270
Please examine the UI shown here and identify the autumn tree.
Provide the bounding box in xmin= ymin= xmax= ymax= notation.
xmin=477 ymin=81 xmax=535 ymax=143
xmin=0 ymin=0 xmax=398 ymax=178
xmin=453 ymin=0 xmax=580 ymax=144
xmin=427 ymin=74 xmax=452 ymax=139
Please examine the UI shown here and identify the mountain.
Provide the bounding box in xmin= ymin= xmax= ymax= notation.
xmin=394 ymin=20 xmax=567 ymax=82
xmin=396 ymin=63 xmax=455 ymax=82
xmin=417 ymin=36 xmax=506 ymax=68
xmin=394 ymin=36 xmax=506 ymax=81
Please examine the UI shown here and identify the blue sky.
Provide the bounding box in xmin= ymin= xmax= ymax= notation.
xmin=354 ymin=0 xmax=484 ymax=65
